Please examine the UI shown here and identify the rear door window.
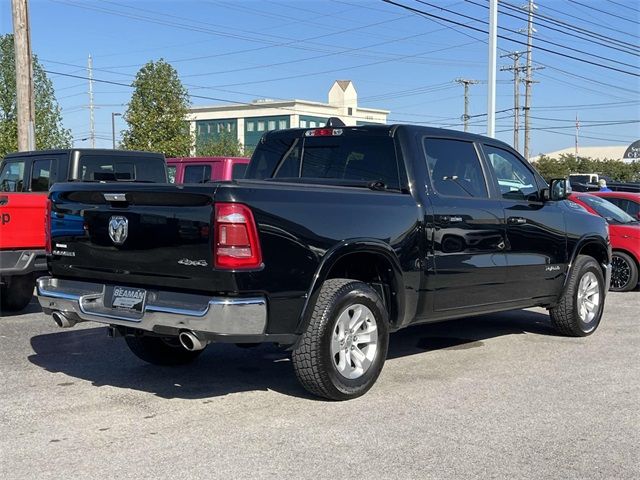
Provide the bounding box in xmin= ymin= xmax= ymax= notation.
xmin=423 ymin=138 xmax=488 ymax=198
xmin=232 ymin=163 xmax=247 ymax=179
xmin=31 ymin=159 xmax=58 ymax=191
xmin=0 ymin=160 xmax=26 ymax=192
xmin=184 ymin=165 xmax=211 ymax=183
xmin=167 ymin=165 xmax=177 ymax=183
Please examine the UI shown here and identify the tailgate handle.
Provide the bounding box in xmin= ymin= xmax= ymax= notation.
xmin=0 ymin=195 xmax=7 ymax=206
xmin=103 ymin=193 xmax=127 ymax=202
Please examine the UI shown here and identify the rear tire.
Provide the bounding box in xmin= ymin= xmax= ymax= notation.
xmin=610 ymin=251 xmax=638 ymax=292
xmin=125 ymin=335 xmax=203 ymax=366
xmin=550 ymin=255 xmax=605 ymax=337
xmin=0 ymin=274 xmax=35 ymax=312
xmin=292 ymin=279 xmax=389 ymax=400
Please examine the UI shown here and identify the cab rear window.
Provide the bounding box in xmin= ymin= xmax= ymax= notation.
xmin=246 ymin=134 xmax=401 ymax=189
xmin=79 ymin=155 xmax=166 ymax=183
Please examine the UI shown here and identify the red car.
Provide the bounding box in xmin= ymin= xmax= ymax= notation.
xmin=592 ymin=191 xmax=640 ymax=221
xmin=569 ymin=192 xmax=640 ymax=292
xmin=166 ymin=156 xmax=249 ymax=184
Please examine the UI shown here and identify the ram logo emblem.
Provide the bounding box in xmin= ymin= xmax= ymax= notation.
xmin=108 ymin=216 xmax=128 ymax=245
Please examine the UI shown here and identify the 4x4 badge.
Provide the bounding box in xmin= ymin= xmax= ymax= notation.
xmin=178 ymin=258 xmax=208 ymax=267
xmin=108 ymin=216 xmax=128 ymax=245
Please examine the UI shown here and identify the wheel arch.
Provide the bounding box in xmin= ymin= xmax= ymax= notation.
xmin=557 ymin=235 xmax=611 ymax=303
xmin=295 ymin=239 xmax=405 ymax=336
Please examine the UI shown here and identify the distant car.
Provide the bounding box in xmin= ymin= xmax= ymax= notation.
xmin=569 ymin=192 xmax=639 ymax=292
xmin=592 ymin=191 xmax=640 ymax=221
xmin=568 ymin=173 xmax=600 ymax=192
xmin=166 ymin=156 xmax=249 ymax=184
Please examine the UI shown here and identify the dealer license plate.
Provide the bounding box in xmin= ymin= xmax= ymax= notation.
xmin=111 ymin=286 xmax=146 ymax=313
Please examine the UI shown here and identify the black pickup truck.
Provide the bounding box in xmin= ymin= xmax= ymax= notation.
xmin=37 ymin=125 xmax=611 ymax=400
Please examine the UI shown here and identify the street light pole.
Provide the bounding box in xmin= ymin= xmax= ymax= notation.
xmin=487 ymin=0 xmax=498 ymax=137
xmin=111 ymin=112 xmax=121 ymax=149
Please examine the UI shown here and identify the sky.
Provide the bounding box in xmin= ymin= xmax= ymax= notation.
xmin=1 ymin=0 xmax=639 ymax=156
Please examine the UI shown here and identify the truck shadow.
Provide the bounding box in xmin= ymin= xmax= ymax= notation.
xmin=28 ymin=309 xmax=555 ymax=400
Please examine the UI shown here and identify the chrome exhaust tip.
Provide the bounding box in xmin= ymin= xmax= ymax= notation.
xmin=52 ymin=311 xmax=77 ymax=328
xmin=178 ymin=331 xmax=208 ymax=351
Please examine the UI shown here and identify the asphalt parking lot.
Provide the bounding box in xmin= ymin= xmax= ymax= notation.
xmin=1 ymin=292 xmax=638 ymax=480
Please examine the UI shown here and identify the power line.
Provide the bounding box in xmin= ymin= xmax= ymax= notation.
xmin=541 ymin=2 xmax=639 ymax=41
xmin=470 ymin=0 xmax=640 ymax=56
xmin=567 ymin=0 xmax=639 ymax=25
xmin=530 ymin=120 xmax=640 ymax=131
xmin=380 ymin=0 xmax=639 ymax=76
xmin=531 ymin=100 xmax=640 ymax=111
xmin=605 ymin=0 xmax=640 ymax=14
xmin=54 ymin=0 xmax=469 ymax=72
xmin=500 ymin=0 xmax=639 ymax=52
xmin=44 ymin=68 xmax=399 ymax=124
xmin=410 ymin=0 xmax=640 ymax=72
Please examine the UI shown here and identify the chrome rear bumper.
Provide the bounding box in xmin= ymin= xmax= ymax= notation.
xmin=37 ymin=276 xmax=267 ymax=336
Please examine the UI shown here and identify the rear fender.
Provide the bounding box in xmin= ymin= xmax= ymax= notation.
xmin=294 ymin=239 xmax=405 ymax=340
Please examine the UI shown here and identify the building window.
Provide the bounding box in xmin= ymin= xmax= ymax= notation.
xmin=258 ymin=121 xmax=265 ymax=132
xmin=268 ymin=120 xmax=276 ymax=130
xmin=309 ymin=121 xmax=316 ymax=128
xmin=227 ymin=123 xmax=232 ymax=132
xmin=247 ymin=122 xmax=254 ymax=132
xmin=300 ymin=120 xmax=307 ymax=128
xmin=279 ymin=120 xmax=287 ymax=130
xmin=348 ymin=107 xmax=353 ymax=116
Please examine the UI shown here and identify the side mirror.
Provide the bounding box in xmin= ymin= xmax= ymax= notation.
xmin=549 ymin=178 xmax=570 ymax=201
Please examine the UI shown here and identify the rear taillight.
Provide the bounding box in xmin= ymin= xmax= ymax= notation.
xmin=45 ymin=199 xmax=52 ymax=254
xmin=214 ymin=203 xmax=262 ymax=269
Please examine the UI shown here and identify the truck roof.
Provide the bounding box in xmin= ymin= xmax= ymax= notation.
xmin=3 ymin=149 xmax=164 ymax=159
xmin=263 ymin=124 xmax=518 ymax=153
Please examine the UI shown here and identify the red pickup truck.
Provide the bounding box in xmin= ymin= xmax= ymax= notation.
xmin=0 ymin=149 xmax=166 ymax=311
xmin=166 ymin=156 xmax=249 ymax=183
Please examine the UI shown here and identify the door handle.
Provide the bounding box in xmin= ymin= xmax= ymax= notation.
xmin=508 ymin=217 xmax=526 ymax=224
xmin=438 ymin=215 xmax=463 ymax=223
xmin=0 ymin=196 xmax=8 ymax=206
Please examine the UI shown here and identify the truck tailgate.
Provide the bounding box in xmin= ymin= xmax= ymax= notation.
xmin=48 ymin=184 xmax=227 ymax=293
xmin=0 ymin=193 xmax=48 ymax=250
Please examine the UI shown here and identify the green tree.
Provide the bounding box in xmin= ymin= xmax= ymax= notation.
xmin=121 ymin=59 xmax=192 ymax=157
xmin=196 ymin=130 xmax=245 ymax=157
xmin=0 ymin=34 xmax=71 ymax=157
xmin=533 ymin=153 xmax=640 ymax=182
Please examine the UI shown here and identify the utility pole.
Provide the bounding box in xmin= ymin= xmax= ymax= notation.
xmin=523 ymin=0 xmax=536 ymax=159
xmin=456 ymin=78 xmax=479 ymax=132
xmin=501 ymin=52 xmax=525 ymax=152
xmin=11 ymin=0 xmax=36 ymax=151
xmin=575 ymin=114 xmax=579 ymax=158
xmin=487 ymin=0 xmax=498 ymax=137
xmin=88 ymin=54 xmax=95 ymax=148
